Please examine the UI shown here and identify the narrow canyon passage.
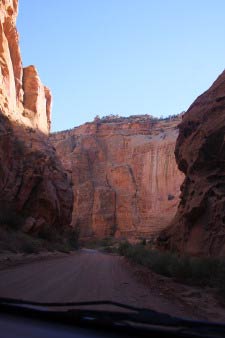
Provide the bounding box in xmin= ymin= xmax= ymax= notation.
xmin=0 ymin=249 xmax=194 ymax=318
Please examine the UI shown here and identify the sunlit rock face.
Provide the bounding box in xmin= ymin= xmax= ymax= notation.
xmin=0 ymin=0 xmax=51 ymax=134
xmin=23 ymin=66 xmax=51 ymax=134
xmin=0 ymin=0 xmax=73 ymax=231
xmin=51 ymin=115 xmax=183 ymax=239
xmin=158 ymin=70 xmax=225 ymax=257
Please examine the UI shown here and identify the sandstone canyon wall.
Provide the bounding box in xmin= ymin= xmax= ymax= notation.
xmin=0 ymin=0 xmax=73 ymax=231
xmin=0 ymin=0 xmax=51 ymax=134
xmin=159 ymin=70 xmax=225 ymax=256
xmin=51 ymin=115 xmax=183 ymax=239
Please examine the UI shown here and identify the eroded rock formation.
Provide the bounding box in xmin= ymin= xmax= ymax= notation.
xmin=159 ymin=70 xmax=225 ymax=256
xmin=0 ymin=0 xmax=73 ymax=231
xmin=0 ymin=0 xmax=51 ymax=134
xmin=22 ymin=66 xmax=52 ymax=134
xmin=0 ymin=115 xmax=73 ymax=231
xmin=51 ymin=115 xmax=183 ymax=239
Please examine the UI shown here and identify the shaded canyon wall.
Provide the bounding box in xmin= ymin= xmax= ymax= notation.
xmin=158 ymin=70 xmax=225 ymax=256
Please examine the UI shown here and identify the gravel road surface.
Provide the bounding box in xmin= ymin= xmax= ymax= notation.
xmin=0 ymin=249 xmax=214 ymax=319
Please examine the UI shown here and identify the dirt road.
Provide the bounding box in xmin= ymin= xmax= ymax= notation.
xmin=0 ymin=249 xmax=222 ymax=320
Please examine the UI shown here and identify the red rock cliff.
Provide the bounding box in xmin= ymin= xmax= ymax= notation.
xmin=159 ymin=70 xmax=225 ymax=256
xmin=0 ymin=0 xmax=73 ymax=231
xmin=51 ymin=115 xmax=183 ymax=239
xmin=0 ymin=0 xmax=51 ymax=134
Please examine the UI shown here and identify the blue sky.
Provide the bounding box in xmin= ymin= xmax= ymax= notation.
xmin=17 ymin=0 xmax=225 ymax=132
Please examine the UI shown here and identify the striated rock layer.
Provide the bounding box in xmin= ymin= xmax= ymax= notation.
xmin=159 ymin=70 xmax=225 ymax=256
xmin=51 ymin=115 xmax=183 ymax=239
xmin=0 ymin=0 xmax=73 ymax=231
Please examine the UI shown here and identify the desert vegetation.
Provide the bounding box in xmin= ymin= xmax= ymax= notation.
xmin=93 ymin=113 xmax=182 ymax=124
xmin=50 ymin=112 xmax=183 ymax=136
xmin=0 ymin=208 xmax=79 ymax=254
xmin=117 ymin=241 xmax=225 ymax=301
xmin=85 ymin=236 xmax=225 ymax=302
xmin=82 ymin=237 xmax=116 ymax=251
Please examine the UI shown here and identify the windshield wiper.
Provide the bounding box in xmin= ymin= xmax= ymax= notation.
xmin=0 ymin=297 xmax=225 ymax=338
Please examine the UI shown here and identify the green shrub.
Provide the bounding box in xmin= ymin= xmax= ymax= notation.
xmin=38 ymin=225 xmax=58 ymax=241
xmin=64 ymin=226 xmax=80 ymax=250
xmin=0 ymin=207 xmax=24 ymax=230
xmin=0 ymin=228 xmax=42 ymax=254
xmin=84 ymin=236 xmax=115 ymax=250
xmin=84 ymin=239 xmax=99 ymax=249
xmin=100 ymin=237 xmax=114 ymax=247
xmin=102 ymin=246 xmax=118 ymax=254
xmin=21 ymin=240 xmax=40 ymax=254
xmin=118 ymin=241 xmax=132 ymax=256
xmin=147 ymin=250 xmax=177 ymax=276
xmin=49 ymin=242 xmax=71 ymax=253
xmin=38 ymin=225 xmax=79 ymax=251
xmin=117 ymin=242 xmax=225 ymax=300
xmin=0 ymin=223 xmax=80 ymax=254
